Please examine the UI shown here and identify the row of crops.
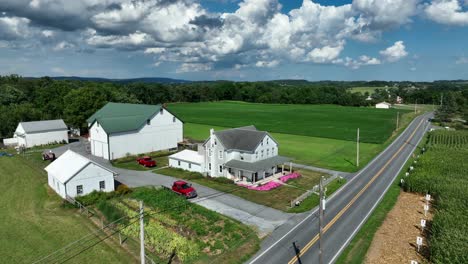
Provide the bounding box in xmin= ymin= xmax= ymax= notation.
xmin=402 ymin=130 xmax=468 ymax=264
xmin=97 ymin=187 xmax=259 ymax=263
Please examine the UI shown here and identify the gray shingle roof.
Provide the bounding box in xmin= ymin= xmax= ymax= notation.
xmin=214 ymin=126 xmax=268 ymax=152
xmin=224 ymin=155 xmax=291 ymax=172
xmin=19 ymin=119 xmax=68 ymax=133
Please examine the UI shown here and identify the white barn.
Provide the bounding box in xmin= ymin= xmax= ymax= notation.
xmin=4 ymin=119 xmax=68 ymax=148
xmin=169 ymin=149 xmax=204 ymax=173
xmin=375 ymin=102 xmax=392 ymax=109
xmin=87 ymin=102 xmax=183 ymax=160
xmin=45 ymin=150 xmax=116 ymax=199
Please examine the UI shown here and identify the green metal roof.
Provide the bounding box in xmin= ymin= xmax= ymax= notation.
xmin=87 ymin=102 xmax=162 ymax=134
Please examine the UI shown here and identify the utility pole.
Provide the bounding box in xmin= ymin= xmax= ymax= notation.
xmin=319 ymin=176 xmax=325 ymax=264
xmin=396 ymin=112 xmax=400 ymax=131
xmin=140 ymin=201 xmax=145 ymax=264
xmin=356 ymin=128 xmax=360 ymax=167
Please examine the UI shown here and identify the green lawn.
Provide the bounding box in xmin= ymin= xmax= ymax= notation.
xmin=156 ymin=167 xmax=325 ymax=212
xmin=184 ymin=123 xmax=382 ymax=172
xmin=112 ymin=156 xmax=169 ymax=171
xmin=0 ymin=154 xmax=134 ymax=263
xmin=168 ymin=101 xmax=408 ymax=144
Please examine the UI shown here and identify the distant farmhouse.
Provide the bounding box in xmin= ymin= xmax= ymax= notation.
xmin=169 ymin=126 xmax=291 ymax=184
xmin=87 ymin=102 xmax=183 ymax=160
xmin=3 ymin=119 xmax=68 ymax=148
xmin=45 ymin=150 xmax=116 ymax=198
xmin=375 ymin=102 xmax=392 ymax=109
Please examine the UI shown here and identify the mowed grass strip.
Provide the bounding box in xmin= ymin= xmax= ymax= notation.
xmin=183 ymin=123 xmax=381 ymax=172
xmin=168 ymin=101 xmax=406 ymax=144
xmin=0 ymin=154 xmax=134 ymax=263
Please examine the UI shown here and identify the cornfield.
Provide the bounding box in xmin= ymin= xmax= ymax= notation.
xmin=403 ymin=130 xmax=468 ymax=264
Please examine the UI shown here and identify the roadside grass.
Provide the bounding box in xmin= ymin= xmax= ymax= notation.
xmin=155 ymin=167 xmax=324 ymax=212
xmin=287 ymin=177 xmax=347 ymax=213
xmin=184 ymin=123 xmax=382 ymax=172
xmin=0 ymin=153 xmax=134 ymax=263
xmin=168 ymin=101 xmax=409 ymax=144
xmin=335 ymin=132 xmax=428 ymax=264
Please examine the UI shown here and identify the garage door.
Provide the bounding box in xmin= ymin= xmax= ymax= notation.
xmin=92 ymin=140 xmax=109 ymax=160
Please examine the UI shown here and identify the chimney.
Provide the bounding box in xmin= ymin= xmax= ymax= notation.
xmin=210 ymin=128 xmax=215 ymax=146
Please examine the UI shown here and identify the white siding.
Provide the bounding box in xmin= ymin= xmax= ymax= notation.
xmin=108 ymin=109 xmax=183 ymax=159
xmin=47 ymin=173 xmax=67 ymax=199
xmin=89 ymin=121 xmax=109 ymax=159
xmin=253 ymin=135 xmax=278 ymax=162
xmin=66 ymin=163 xmax=114 ymax=197
xmin=24 ymin=130 xmax=68 ymax=148
xmin=169 ymin=158 xmax=203 ymax=173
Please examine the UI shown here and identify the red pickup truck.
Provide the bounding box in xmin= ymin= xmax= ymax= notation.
xmin=136 ymin=156 xmax=156 ymax=167
xmin=172 ymin=180 xmax=197 ymax=199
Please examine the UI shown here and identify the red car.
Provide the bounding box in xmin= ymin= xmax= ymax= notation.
xmin=172 ymin=180 xmax=197 ymax=198
xmin=136 ymin=156 xmax=156 ymax=167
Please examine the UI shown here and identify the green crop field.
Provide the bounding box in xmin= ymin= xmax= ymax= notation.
xmin=0 ymin=154 xmax=133 ymax=263
xmin=184 ymin=123 xmax=382 ymax=172
xmin=349 ymin=86 xmax=387 ymax=94
xmin=402 ymin=130 xmax=468 ymax=263
xmin=168 ymin=101 xmax=405 ymax=144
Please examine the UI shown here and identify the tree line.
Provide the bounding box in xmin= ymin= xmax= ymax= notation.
xmin=0 ymin=75 xmax=466 ymax=138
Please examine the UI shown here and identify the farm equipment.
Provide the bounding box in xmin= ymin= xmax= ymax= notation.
xmin=42 ymin=151 xmax=56 ymax=161
xmin=171 ymin=180 xmax=197 ymax=198
xmin=136 ymin=156 xmax=156 ymax=167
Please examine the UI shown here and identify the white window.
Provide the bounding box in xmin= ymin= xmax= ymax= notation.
xmin=160 ymin=108 xmax=163 ymax=114
xmin=240 ymin=154 xmax=244 ymax=160
xmin=99 ymin=181 xmax=105 ymax=190
xmin=209 ymin=163 xmax=211 ymax=170
xmin=261 ymin=150 xmax=264 ymax=157
xmin=267 ymin=138 xmax=269 ymax=144
xmin=146 ymin=119 xmax=151 ymax=125
xmin=173 ymin=116 xmax=176 ymax=123
xmin=214 ymin=139 xmax=217 ymax=145
xmin=219 ymin=165 xmax=223 ymax=173
xmin=76 ymin=185 xmax=83 ymax=195
xmin=219 ymin=150 xmax=223 ymax=159
xmin=267 ymin=149 xmax=270 ymax=157
xmin=178 ymin=160 xmax=181 ymax=166
xmin=209 ymin=149 xmax=212 ymax=157
xmin=272 ymin=147 xmax=275 ymax=154
xmin=189 ymin=163 xmax=192 ymax=169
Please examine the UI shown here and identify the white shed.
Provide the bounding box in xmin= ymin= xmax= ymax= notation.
xmin=7 ymin=119 xmax=69 ymax=148
xmin=169 ymin=149 xmax=204 ymax=173
xmin=375 ymin=102 xmax=392 ymax=109
xmin=45 ymin=150 xmax=116 ymax=199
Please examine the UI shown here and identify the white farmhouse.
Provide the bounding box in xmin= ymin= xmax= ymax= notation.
xmin=375 ymin=102 xmax=392 ymax=109
xmin=4 ymin=119 xmax=68 ymax=148
xmin=169 ymin=126 xmax=290 ymax=183
xmin=45 ymin=150 xmax=116 ymax=199
xmin=87 ymin=102 xmax=183 ymax=160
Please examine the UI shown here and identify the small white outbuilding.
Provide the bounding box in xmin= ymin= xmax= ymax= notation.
xmin=45 ymin=150 xmax=116 ymax=199
xmin=6 ymin=119 xmax=69 ymax=148
xmin=168 ymin=149 xmax=204 ymax=173
xmin=375 ymin=102 xmax=392 ymax=109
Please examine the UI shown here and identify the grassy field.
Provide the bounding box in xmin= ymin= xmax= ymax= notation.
xmin=156 ymin=167 xmax=326 ymax=212
xmin=168 ymin=101 xmax=407 ymax=144
xmin=349 ymin=87 xmax=387 ymax=94
xmin=184 ymin=123 xmax=383 ymax=172
xmin=0 ymin=153 xmax=134 ymax=263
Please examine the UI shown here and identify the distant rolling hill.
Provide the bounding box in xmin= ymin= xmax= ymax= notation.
xmin=33 ymin=76 xmax=191 ymax=84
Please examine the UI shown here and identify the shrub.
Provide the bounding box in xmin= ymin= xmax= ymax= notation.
xmin=75 ymin=191 xmax=108 ymax=206
xmin=97 ymin=200 xmax=127 ymax=224
xmin=212 ymin=177 xmax=234 ymax=184
xmin=116 ymin=184 xmax=132 ymax=195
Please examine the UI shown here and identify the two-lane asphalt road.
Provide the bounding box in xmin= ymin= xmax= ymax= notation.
xmin=248 ymin=112 xmax=432 ymax=264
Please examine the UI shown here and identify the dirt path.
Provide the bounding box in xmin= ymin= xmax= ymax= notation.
xmin=364 ymin=191 xmax=433 ymax=264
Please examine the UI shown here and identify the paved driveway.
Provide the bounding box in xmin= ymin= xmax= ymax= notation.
xmin=52 ymin=140 xmax=291 ymax=237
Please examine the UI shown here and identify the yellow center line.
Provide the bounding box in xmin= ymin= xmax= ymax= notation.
xmin=288 ymin=118 xmax=424 ymax=264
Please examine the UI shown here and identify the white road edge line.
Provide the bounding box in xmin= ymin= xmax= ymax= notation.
xmin=248 ymin=115 xmax=425 ymax=264
xmin=329 ymin=118 xmax=430 ymax=264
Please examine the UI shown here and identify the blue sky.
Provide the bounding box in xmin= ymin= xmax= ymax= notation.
xmin=0 ymin=0 xmax=467 ymax=81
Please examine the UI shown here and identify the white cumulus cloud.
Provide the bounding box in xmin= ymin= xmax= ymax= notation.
xmin=425 ymin=0 xmax=468 ymax=26
xmin=379 ymin=41 xmax=408 ymax=62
